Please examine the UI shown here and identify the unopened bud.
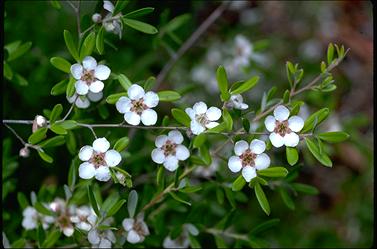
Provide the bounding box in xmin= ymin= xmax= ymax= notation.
xmin=116 ymin=172 xmax=126 ymax=186
xmin=92 ymin=13 xmax=102 ymax=23
xmin=32 ymin=115 xmax=47 ymax=133
xmin=19 ymin=147 xmax=30 ymax=158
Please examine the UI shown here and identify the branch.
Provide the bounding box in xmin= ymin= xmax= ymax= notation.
xmin=205 ymin=228 xmax=249 ymax=241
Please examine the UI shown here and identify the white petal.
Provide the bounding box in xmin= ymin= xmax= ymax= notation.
xmin=242 ymin=166 xmax=256 ymax=182
xmin=71 ymin=64 xmax=83 ymax=79
xmin=288 ymin=116 xmax=304 ymax=132
xmin=168 ymin=130 xmax=183 ymax=144
xmin=23 ymin=207 xmax=37 ymax=217
xmin=141 ymin=109 xmax=158 ymax=126
xmin=79 ymin=146 xmax=93 ymax=161
xmin=206 ymin=107 xmax=221 ymax=121
xmin=138 ymin=220 xmax=149 ymax=235
xmin=75 ymin=96 xmax=90 ymax=109
xmin=77 ymin=222 xmax=91 ymax=231
xmin=144 ymin=91 xmax=159 ymax=108
xmin=103 ymin=0 xmax=114 ymax=13
xmin=249 ymin=139 xmax=266 ymax=154
xmin=115 ymin=96 xmax=131 ymax=113
xmin=67 ymin=93 xmax=77 ymax=104
xmin=87 ymin=91 xmax=103 ymax=102
xmin=163 ymin=237 xmax=176 ymax=248
xmin=190 ymin=120 xmax=205 ymax=135
xmin=228 ymin=156 xmax=242 ymax=173
xmin=92 ymin=137 xmax=110 ymax=153
xmin=82 ymin=56 xmax=97 ymax=70
xmin=185 ymin=108 xmax=195 ymax=119
xmin=75 ymin=80 xmax=89 ymax=95
xmin=63 ymin=226 xmax=74 ymax=237
xmin=127 ymin=84 xmax=145 ymax=100
xmin=234 ymin=140 xmax=249 ymax=156
xmin=127 ymin=230 xmax=141 ymax=244
xmin=269 ymin=132 xmax=285 ymax=148
xmin=106 ymin=230 xmax=116 ymax=243
xmin=124 ymin=111 xmax=141 ymax=125
xmin=104 ymin=149 xmax=121 ymax=167
xmin=238 ymin=103 xmax=249 ymax=110
xmin=122 ymin=218 xmax=134 ymax=231
xmin=89 ymin=81 xmax=104 ymax=93
xmin=274 ymin=105 xmax=290 ymax=121
xmin=284 ymin=132 xmax=300 ymax=147
xmin=151 ymin=148 xmax=165 ymax=164
xmin=255 ymin=153 xmax=270 ymax=170
xmin=193 ymin=101 xmax=207 ymax=114
xmin=94 ymin=65 xmax=111 ymax=80
xmin=95 ymin=167 xmax=111 ymax=182
xmin=99 ymin=238 xmax=112 ymax=248
xmin=78 ymin=162 xmax=96 ymax=179
xmin=163 ymin=156 xmax=179 ymax=171
xmin=264 ymin=115 xmax=276 ymax=132
xmin=175 ymin=145 xmax=190 ymax=161
xmin=155 ymin=135 xmax=168 ymax=148
xmin=22 ymin=217 xmax=37 ymax=230
xmin=205 ymin=122 xmax=219 ymax=129
xmin=88 ymin=229 xmax=100 ymax=245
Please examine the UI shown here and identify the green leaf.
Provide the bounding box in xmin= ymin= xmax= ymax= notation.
xmin=283 ymin=89 xmax=290 ymax=103
xmin=51 ymin=79 xmax=68 ymax=95
xmin=216 ymin=66 xmax=230 ymax=101
xmin=318 ymin=131 xmax=350 ymax=143
xmin=286 ymin=147 xmax=298 ymax=166
xmin=229 ymin=76 xmax=259 ymax=95
xmin=254 ymin=183 xmax=270 ymax=215
xmin=63 ymin=30 xmax=79 ymax=61
xmin=327 ymin=43 xmax=334 ymax=65
xmin=7 ymin=41 xmax=32 ymax=62
xmin=290 ymin=101 xmax=304 ymax=115
xmin=68 ymin=157 xmax=78 ymax=189
xmin=37 ymin=223 xmax=46 ymax=248
xmin=279 ymin=188 xmax=295 ymax=210
xmin=50 ymin=57 xmax=71 ymax=73
xmin=188 ymin=234 xmax=201 ymax=248
xmin=127 ymin=190 xmax=138 ymax=218
xmin=305 ymin=138 xmax=332 ymax=167
xmin=50 ymin=123 xmax=67 ymax=135
xmin=49 ymin=104 xmax=63 ymax=124
xmin=291 ymin=183 xmax=319 ymax=195
xmin=107 ymin=199 xmax=127 ymax=217
xmin=4 ymin=61 xmax=13 ymax=80
xmin=232 ymin=175 xmax=246 ymax=191
xmin=169 ymin=192 xmax=191 ymax=206
xmin=117 ymin=74 xmax=132 ymax=90
xmin=66 ymin=130 xmax=77 ymax=155
xmin=13 ymin=73 xmax=28 ymax=86
xmin=156 ymin=166 xmax=164 ymax=187
xmin=113 ymin=0 xmax=129 ymax=15
xmin=50 ymin=0 xmax=61 ymax=10
xmin=41 ymin=230 xmax=61 ymax=248
xmin=38 ymin=136 xmax=65 ymax=148
xmin=17 ymin=192 xmax=29 ymax=210
xmin=11 ymin=239 xmax=26 ymax=248
xmin=34 ymin=202 xmax=54 ymax=216
xmin=286 ymin=61 xmax=294 ymax=86
xmin=171 ymin=108 xmax=191 ymax=127
xmin=124 ymin=7 xmax=154 ymax=18
xmin=206 ymin=122 xmax=226 ymax=133
xmin=114 ymin=136 xmax=129 ymax=152
xmin=162 ymin=13 xmax=190 ymax=33
xmin=302 ymin=108 xmax=330 ymax=133
xmin=222 ymin=109 xmax=233 ymax=131
xmin=193 ymin=133 xmax=206 ymax=149
xmin=242 ymin=117 xmax=250 ymax=132
xmin=38 ymin=150 xmax=53 ymax=163
xmin=199 ymin=145 xmax=211 ymax=165
xmin=28 ymin=128 xmax=48 ymax=144
xmin=96 ymin=26 xmax=105 ymax=55
xmin=106 ymin=92 xmax=127 ymax=104
xmin=144 ymin=76 xmax=156 ymax=91
xmin=87 ymin=185 xmax=101 ymax=217
xmin=179 ymin=186 xmax=202 ymax=193
xmin=249 ymin=218 xmax=280 ymax=235
xmin=58 ymin=120 xmax=78 ymax=129
xmin=66 ymin=77 xmax=76 ymax=97
xmin=257 ymin=167 xmax=288 ymax=178
xmin=157 ymin=90 xmax=181 ymax=102
xmin=79 ymin=32 xmax=96 ymax=60
xmin=123 ymin=18 xmax=158 ymax=34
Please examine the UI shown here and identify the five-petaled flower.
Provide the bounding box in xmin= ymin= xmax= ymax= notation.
xmin=116 ymin=84 xmax=159 ymax=126
xmin=78 ymin=137 xmax=122 ymax=182
xmin=151 ymin=130 xmax=190 ymax=171
xmin=228 ymin=139 xmax=270 ymax=182
xmin=122 ymin=213 xmax=150 ymax=244
xmin=88 ymin=217 xmax=116 ymax=248
xmin=264 ymin=105 xmax=304 ymax=148
xmin=70 ymin=56 xmax=111 ymax=96
xmin=22 ymin=206 xmax=54 ymax=230
xmin=185 ymin=101 xmax=221 ymax=135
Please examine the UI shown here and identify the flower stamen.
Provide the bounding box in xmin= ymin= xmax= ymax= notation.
xmin=239 ymin=149 xmax=257 ymax=167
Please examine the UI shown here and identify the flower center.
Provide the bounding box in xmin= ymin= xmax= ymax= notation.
xmin=274 ymin=120 xmax=291 ymax=136
xmin=195 ymin=114 xmax=208 ymax=126
xmin=58 ymin=214 xmax=71 ymax=228
xmin=81 ymin=69 xmax=95 ymax=84
xmin=89 ymin=152 xmax=106 ymax=168
xmin=131 ymin=99 xmax=148 ymax=115
xmin=239 ymin=149 xmax=256 ymax=167
xmin=133 ymin=221 xmax=147 ymax=236
xmin=161 ymin=140 xmax=177 ymax=156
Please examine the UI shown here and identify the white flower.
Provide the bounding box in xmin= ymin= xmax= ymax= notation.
xmin=102 ymin=0 xmax=123 ymax=38
xmin=122 ymin=214 xmax=150 ymax=244
xmin=233 ymin=35 xmax=253 ymax=67
xmin=22 ymin=206 xmax=54 ymax=230
xmin=48 ymin=198 xmax=76 ymax=237
xmin=185 ymin=102 xmax=221 ymax=135
xmin=92 ymin=13 xmax=102 ymax=23
xmin=226 ymin=94 xmax=248 ymax=110
xmin=163 ymin=224 xmax=198 ymax=248
xmin=228 ymin=139 xmax=270 ymax=182
xmin=264 ymin=105 xmax=304 ymax=148
xmin=78 ymin=137 xmax=122 ymax=182
xmin=70 ymin=206 xmax=97 ymax=232
xmin=70 ymin=56 xmax=111 ymax=96
xmin=88 ymin=228 xmax=116 ymax=248
xmin=151 ymin=130 xmax=190 ymax=172
xmin=67 ymin=92 xmax=103 ymax=109
xmin=116 ymin=84 xmax=159 ymax=126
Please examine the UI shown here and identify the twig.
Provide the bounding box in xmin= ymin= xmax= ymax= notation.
xmin=204 ymin=228 xmax=249 ymax=241
xmin=4 ymin=123 xmax=26 ymax=146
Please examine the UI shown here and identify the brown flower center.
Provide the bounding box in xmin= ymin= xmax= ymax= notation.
xmin=239 ymin=149 xmax=257 ymax=167
xmin=130 ymin=99 xmax=148 ymax=115
xmin=161 ymin=140 xmax=177 ymax=157
xmin=195 ymin=113 xmax=208 ymax=126
xmin=89 ymin=152 xmax=106 ymax=168
xmin=81 ymin=69 xmax=95 ymax=84
xmin=133 ymin=221 xmax=147 ymax=236
xmin=274 ymin=120 xmax=291 ymax=136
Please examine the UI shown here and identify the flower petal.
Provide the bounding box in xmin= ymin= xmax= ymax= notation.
xmin=75 ymin=96 xmax=90 ymax=109
xmin=242 ymin=166 xmax=256 ymax=182
xmin=175 ymin=145 xmax=190 ymax=161
xmin=71 ymin=64 xmax=83 ymax=79
xmin=228 ymin=156 xmax=242 ymax=173
xmin=79 ymin=146 xmax=93 ymax=161
xmin=92 ymin=137 xmax=110 ymax=153
xmin=264 ymin=115 xmax=276 ymax=132
xmin=88 ymin=229 xmax=100 ymax=245
xmin=155 ymin=135 xmax=168 ymax=148
xmin=75 ymin=80 xmax=89 ymax=95
xmin=144 ymin=91 xmax=159 ymax=108
xmin=269 ymin=132 xmax=284 ymax=148
xmin=206 ymin=107 xmax=221 ymax=121
xmin=78 ymin=162 xmax=96 ymax=179
xmin=87 ymin=91 xmax=103 ymax=102
xmin=288 ymin=115 xmax=304 ymax=132
xmin=124 ymin=111 xmax=141 ymax=125
xmin=273 ymin=105 xmax=290 ymax=121
xmin=22 ymin=217 xmax=37 ymax=230
xmin=115 ymin=96 xmax=131 ymax=114
xmin=168 ymin=130 xmax=183 ymax=144
xmin=94 ymin=65 xmax=111 ymax=80
xmin=127 ymin=84 xmax=145 ymax=100
xmin=141 ymin=109 xmax=157 ymax=126
xmin=127 ymin=230 xmax=141 ymax=244
xmin=89 ymin=81 xmax=104 ymax=93
xmin=82 ymin=56 xmax=97 ymax=70
xmin=104 ymin=149 xmax=121 ymax=167
xmin=185 ymin=108 xmax=195 ymax=119
xmin=163 ymin=155 xmax=179 ymax=171
xmin=122 ymin=218 xmax=134 ymax=231
xmin=284 ymin=132 xmax=300 ymax=147
xmin=249 ymin=139 xmax=266 ymax=154
xmin=103 ymin=0 xmax=114 ymax=13
xmin=63 ymin=226 xmax=74 ymax=237
xmin=99 ymin=238 xmax=112 ymax=248
xmin=190 ymin=120 xmax=205 ymax=135
xmin=151 ymin=148 xmax=165 ymax=164
xmin=95 ymin=167 xmax=111 ymax=182
xmin=234 ymin=140 xmax=249 ymax=156
xmin=193 ymin=101 xmax=207 ymax=114
xmin=205 ymin=122 xmax=219 ymax=129
xmin=254 ymin=153 xmax=270 ymax=170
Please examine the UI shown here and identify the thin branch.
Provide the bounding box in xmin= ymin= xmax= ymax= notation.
xmin=204 ymin=228 xmax=249 ymax=241
xmin=4 ymin=123 xmax=26 ymax=146
xmin=60 ymin=100 xmax=76 ymax=122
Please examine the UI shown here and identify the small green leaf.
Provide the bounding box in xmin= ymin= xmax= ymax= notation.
xmin=179 ymin=186 xmax=202 ymax=193
xmin=302 ymin=108 xmax=329 ymax=133
xmin=113 ymin=0 xmax=129 ymax=15
xmin=222 ymin=109 xmax=233 ymax=131
xmin=114 ymin=136 xmax=129 ymax=152
xmin=286 ymin=147 xmax=298 ymax=166
xmin=17 ymin=192 xmax=29 ymax=210
xmin=51 ymin=79 xmax=68 ymax=95
xmin=7 ymin=41 xmax=32 ymax=61
xmin=50 ymin=0 xmax=61 ymax=10
xmin=327 ymin=43 xmax=334 ymax=65
xmin=216 ymin=66 xmax=230 ymax=101
xmin=4 ymin=61 xmax=13 ymax=80
xmin=283 ymin=90 xmax=290 ymax=103
xmin=63 ymin=30 xmax=79 ymax=61
xmin=193 ymin=133 xmax=206 ymax=149
xmin=28 ymin=128 xmax=48 ymax=144
xmin=320 ymin=61 xmax=327 ymax=73
xmin=169 ymin=192 xmax=191 ymax=206
xmin=242 ymin=118 xmax=250 ymax=132
xmin=254 ymin=183 xmax=270 ymax=215
xmin=68 ymin=157 xmax=78 ymax=189
xmin=41 ymin=230 xmax=61 ymax=248
xmin=107 ymin=199 xmax=127 ymax=217
xmin=66 ymin=77 xmax=76 ymax=97
xmin=66 ymin=130 xmax=77 ymax=155
xmin=13 ymin=73 xmax=28 ymax=86
xmin=96 ymin=26 xmax=105 ymax=55
xmin=158 ymin=90 xmax=181 ymax=102
xmin=34 ymin=202 xmax=54 ymax=216
xmin=156 ymin=166 xmax=164 ymax=187
xmin=305 ymin=138 xmax=332 ymax=167
xmin=79 ymin=32 xmax=96 ymax=60
xmin=50 ymin=123 xmax=67 ymax=135
xmin=117 ymin=74 xmax=132 ymax=90
xmin=50 ymin=57 xmax=71 ymax=73
xmin=49 ymin=104 xmax=63 ymax=124
xmin=58 ymin=120 xmax=77 ymax=129
xmin=106 ymin=92 xmax=127 ymax=104
xmin=199 ymin=145 xmax=211 ymax=165
xmin=38 ymin=150 xmax=53 ymax=163
xmin=232 ymin=175 xmax=246 ymax=191
xmin=279 ymin=188 xmax=295 ymax=210
xmin=123 ymin=18 xmax=158 ymax=34
xmin=37 ymin=224 xmax=46 ymax=248
xmin=162 ymin=13 xmax=190 ymax=33
xmin=127 ymin=190 xmax=138 ymax=218
xmin=188 ymin=234 xmax=201 ymax=248
xmin=144 ymin=76 xmax=156 ymax=91
xmin=291 ymin=183 xmax=319 ymax=195
xmin=249 ymin=218 xmax=280 ymax=235
xmin=123 ymin=7 xmax=154 ymax=18
xmin=171 ymin=108 xmax=191 ymax=127
xmin=257 ymin=167 xmax=288 ymax=178
xmin=318 ymin=131 xmax=350 ymax=143
xmin=87 ymin=185 xmax=101 ymax=217
xmin=229 ymin=76 xmax=259 ymax=95
xmin=38 ymin=136 xmax=65 ymax=148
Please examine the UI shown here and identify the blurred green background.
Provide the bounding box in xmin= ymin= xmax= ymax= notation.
xmin=3 ymin=1 xmax=373 ymax=247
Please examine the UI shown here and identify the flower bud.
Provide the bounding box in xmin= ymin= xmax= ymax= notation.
xmin=92 ymin=13 xmax=102 ymax=23
xmin=19 ymin=147 xmax=30 ymax=158
xmin=32 ymin=115 xmax=47 ymax=132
